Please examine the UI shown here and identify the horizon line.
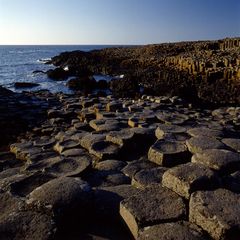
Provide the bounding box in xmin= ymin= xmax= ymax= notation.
xmin=0 ymin=36 xmax=239 ymax=46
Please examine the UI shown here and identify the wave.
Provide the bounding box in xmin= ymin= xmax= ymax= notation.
xmin=37 ymin=58 xmax=51 ymax=63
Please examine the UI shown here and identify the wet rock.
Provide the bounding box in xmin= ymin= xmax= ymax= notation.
xmin=189 ymin=189 xmax=240 ymax=240
xmin=120 ymin=185 xmax=186 ymax=238
xmin=67 ymin=76 xmax=97 ymax=91
xmin=148 ymin=140 xmax=190 ymax=167
xmin=138 ymin=221 xmax=206 ymax=240
xmin=186 ymin=136 xmax=226 ymax=153
xmin=192 ymin=149 xmax=240 ymax=173
xmin=14 ymin=82 xmax=40 ymax=88
xmin=162 ymin=162 xmax=219 ymax=199
xmin=222 ymin=138 xmax=240 ymax=152
xmin=132 ymin=167 xmax=167 ymax=189
xmin=47 ymin=67 xmax=68 ymax=80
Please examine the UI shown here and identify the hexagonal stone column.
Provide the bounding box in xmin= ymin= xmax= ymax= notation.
xmin=148 ymin=140 xmax=190 ymax=167
xmin=120 ymin=185 xmax=186 ymax=238
xmin=162 ymin=162 xmax=219 ymax=199
xmin=138 ymin=221 xmax=206 ymax=240
xmin=189 ymin=189 xmax=240 ymax=240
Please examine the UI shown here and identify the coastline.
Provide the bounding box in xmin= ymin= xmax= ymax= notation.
xmin=0 ymin=37 xmax=240 ymax=239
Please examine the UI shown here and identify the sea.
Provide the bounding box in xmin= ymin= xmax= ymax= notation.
xmin=0 ymin=45 xmax=120 ymax=94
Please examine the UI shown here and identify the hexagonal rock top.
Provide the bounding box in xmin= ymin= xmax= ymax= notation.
xmin=222 ymin=138 xmax=240 ymax=152
xmin=148 ymin=140 xmax=190 ymax=167
xmin=155 ymin=124 xmax=187 ymax=139
xmin=132 ymin=167 xmax=168 ymax=189
xmin=120 ymin=185 xmax=186 ymax=239
xmin=189 ymin=189 xmax=240 ymax=240
xmin=186 ymin=136 xmax=225 ymax=154
xmin=187 ymin=127 xmax=224 ymax=138
xmin=89 ymin=140 xmax=120 ymax=160
xmin=162 ymin=162 xmax=219 ymax=199
xmin=27 ymin=177 xmax=93 ymax=221
xmin=138 ymin=221 xmax=206 ymax=240
xmin=192 ymin=149 xmax=240 ymax=173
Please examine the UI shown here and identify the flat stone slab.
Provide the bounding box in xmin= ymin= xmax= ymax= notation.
xmin=120 ymin=185 xmax=186 ymax=238
xmin=54 ymin=139 xmax=80 ymax=154
xmin=162 ymin=162 xmax=219 ymax=199
xmin=186 ymin=136 xmax=226 ymax=153
xmin=222 ymin=138 xmax=240 ymax=152
xmin=89 ymin=141 xmax=120 ymax=160
xmin=187 ymin=127 xmax=224 ymax=138
xmin=28 ymin=177 xmax=93 ymax=222
xmin=33 ymin=136 xmax=56 ymax=148
xmin=132 ymin=167 xmax=167 ymax=188
xmin=138 ymin=221 xmax=206 ymax=240
xmin=80 ymin=133 xmax=106 ymax=150
xmin=155 ymin=124 xmax=187 ymax=139
xmin=192 ymin=149 xmax=240 ymax=173
xmin=95 ymin=160 xmax=127 ymax=171
xmin=89 ymin=119 xmax=122 ymax=132
xmin=148 ymin=140 xmax=190 ymax=167
xmin=61 ymin=148 xmax=87 ymax=157
xmin=122 ymin=159 xmax=157 ymax=178
xmin=189 ymin=189 xmax=240 ymax=240
xmin=45 ymin=155 xmax=92 ymax=177
xmin=106 ymin=129 xmax=135 ymax=146
xmin=9 ymin=172 xmax=55 ymax=197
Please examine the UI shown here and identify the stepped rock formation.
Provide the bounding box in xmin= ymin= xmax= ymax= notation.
xmin=48 ymin=37 xmax=240 ymax=105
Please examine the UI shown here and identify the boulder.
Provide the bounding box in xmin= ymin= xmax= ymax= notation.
xmin=14 ymin=82 xmax=40 ymax=88
xmin=47 ymin=67 xmax=68 ymax=80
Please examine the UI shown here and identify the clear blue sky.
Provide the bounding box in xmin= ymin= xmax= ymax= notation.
xmin=0 ymin=0 xmax=239 ymax=45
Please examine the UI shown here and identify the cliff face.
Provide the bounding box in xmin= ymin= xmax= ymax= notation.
xmin=49 ymin=38 xmax=240 ymax=105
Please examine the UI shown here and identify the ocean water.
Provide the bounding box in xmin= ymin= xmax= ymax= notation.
xmin=0 ymin=45 xmax=119 ymax=94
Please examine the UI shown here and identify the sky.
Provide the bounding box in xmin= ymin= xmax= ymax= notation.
xmin=0 ymin=0 xmax=239 ymax=45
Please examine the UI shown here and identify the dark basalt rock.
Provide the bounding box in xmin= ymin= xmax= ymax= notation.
xmin=14 ymin=82 xmax=40 ymax=88
xmin=47 ymin=67 xmax=69 ymax=80
xmin=67 ymin=76 xmax=97 ymax=92
xmin=110 ymin=76 xmax=140 ymax=98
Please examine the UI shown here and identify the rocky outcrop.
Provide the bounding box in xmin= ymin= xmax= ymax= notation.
xmin=48 ymin=37 xmax=240 ymax=105
xmin=1 ymin=86 xmax=240 ymax=239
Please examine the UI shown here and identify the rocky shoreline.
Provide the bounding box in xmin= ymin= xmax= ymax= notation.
xmin=46 ymin=37 xmax=240 ymax=106
xmin=0 ymin=83 xmax=240 ymax=239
